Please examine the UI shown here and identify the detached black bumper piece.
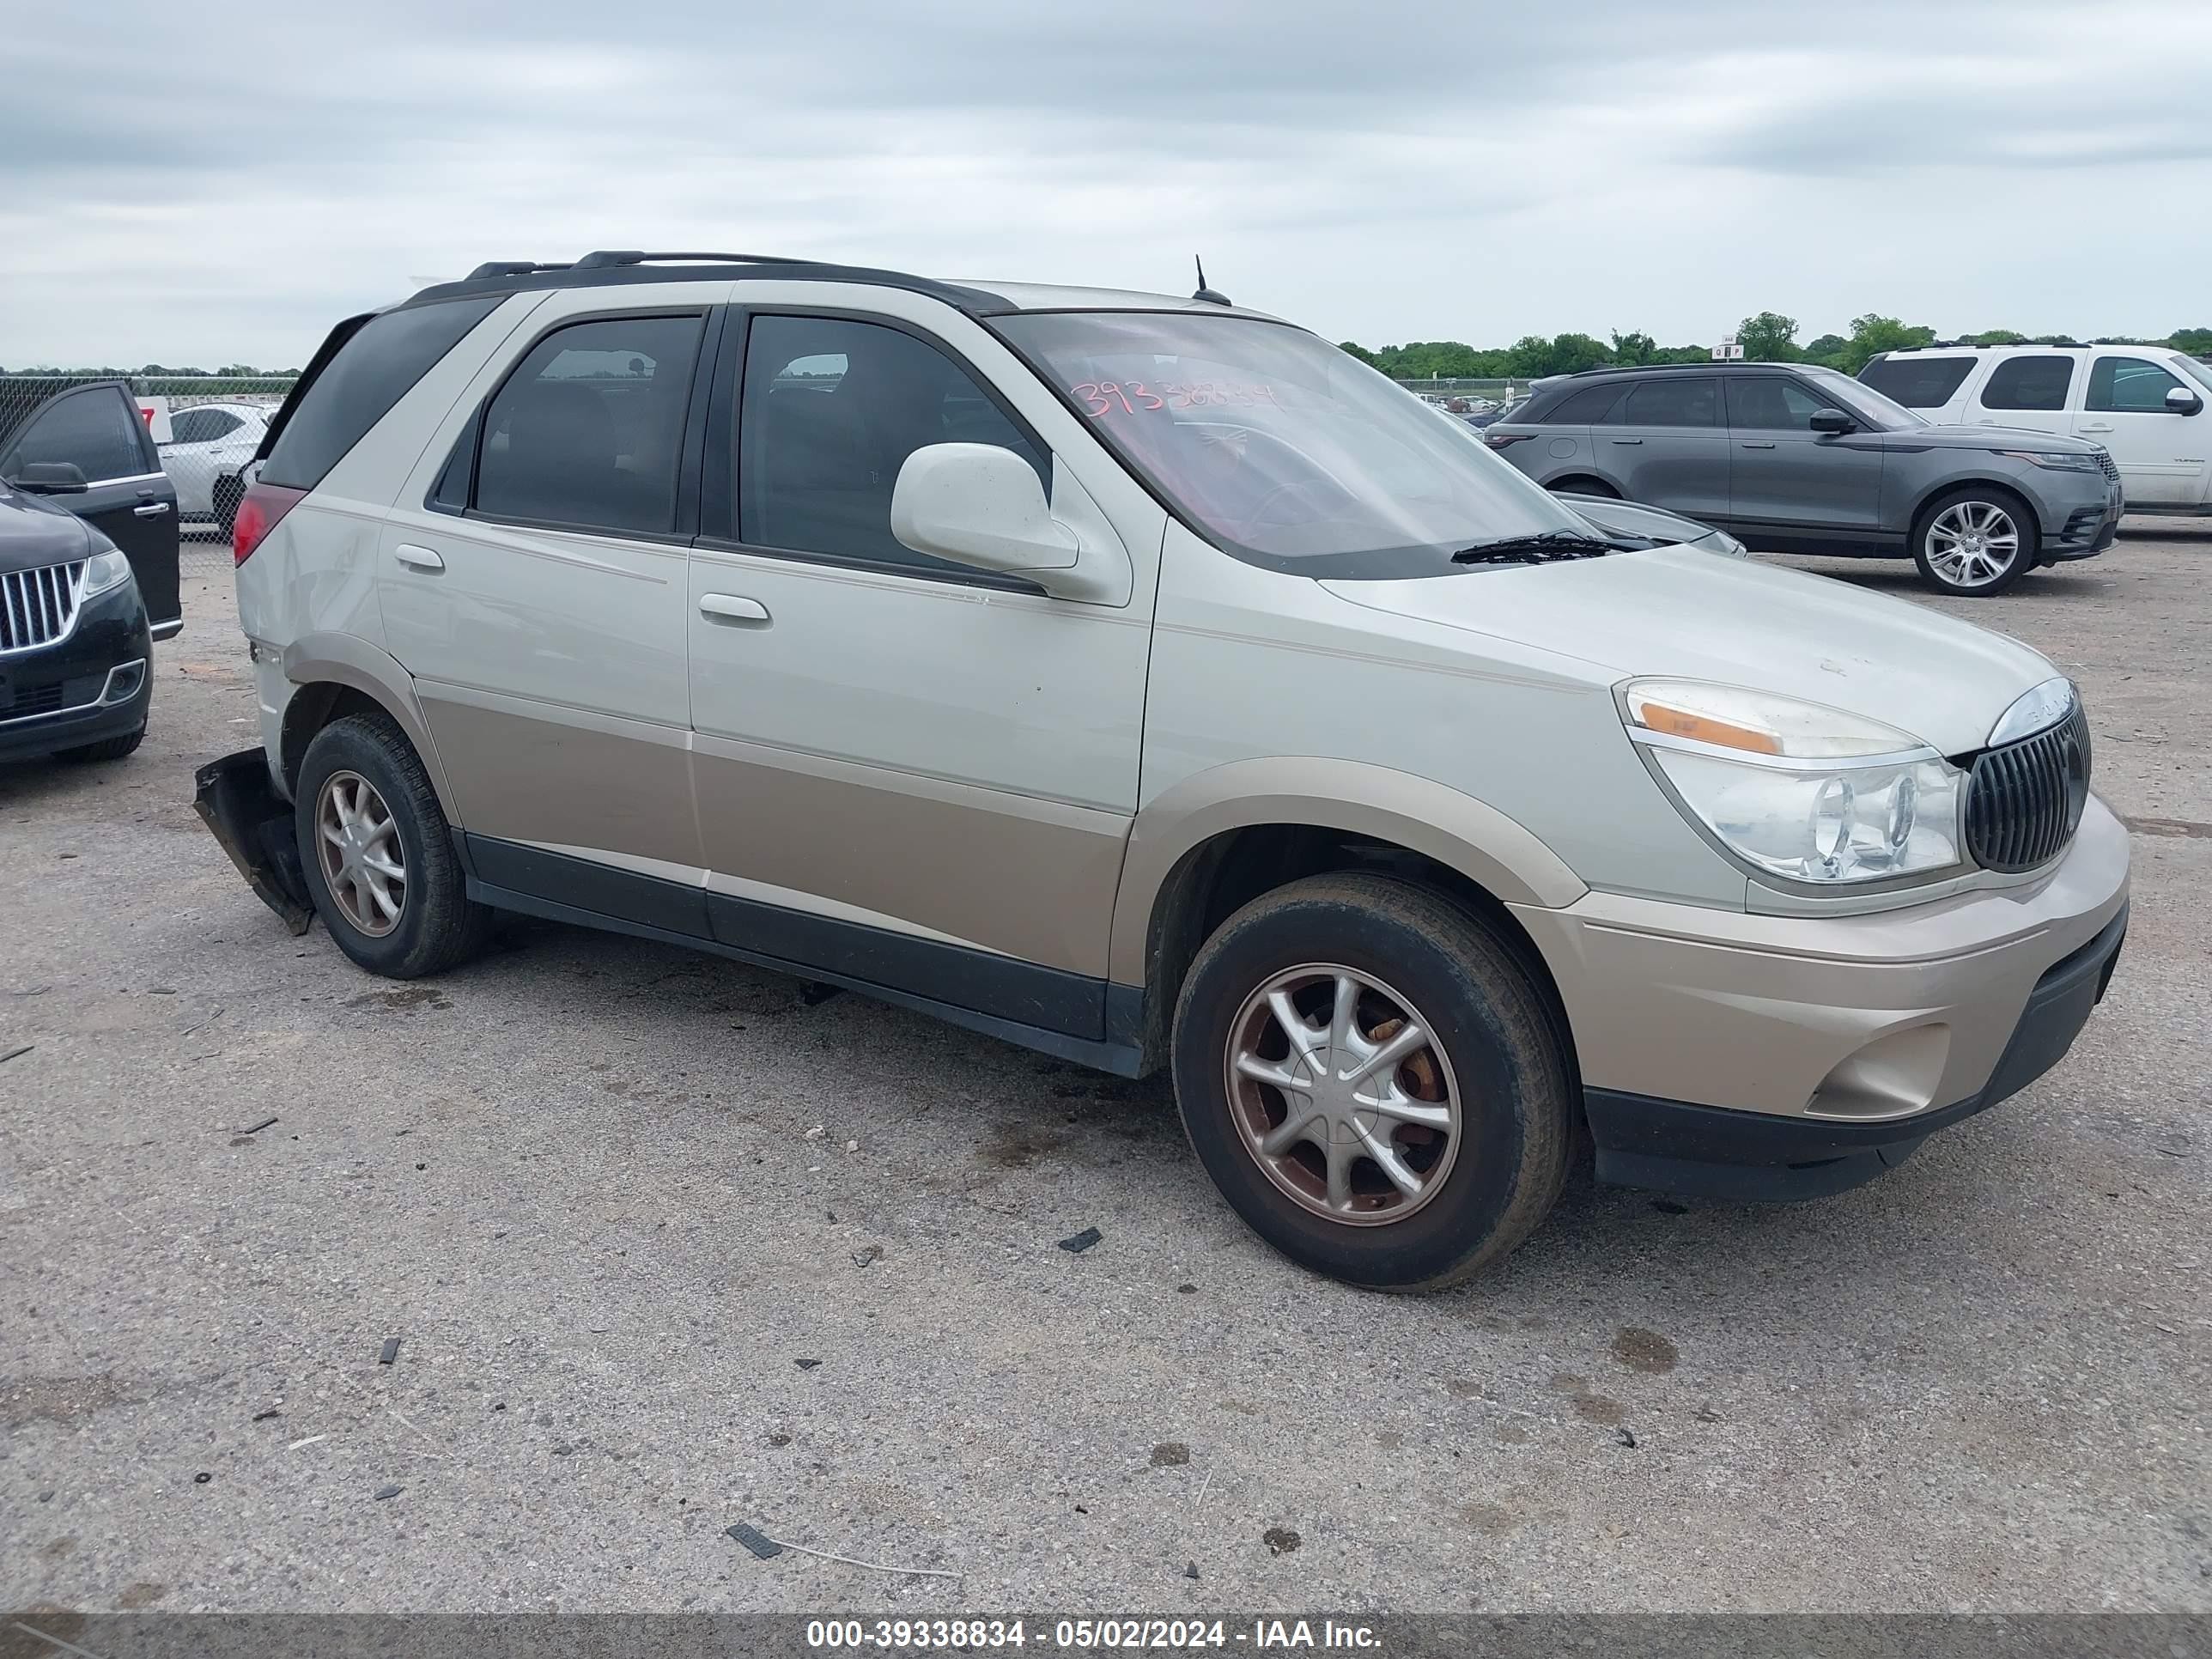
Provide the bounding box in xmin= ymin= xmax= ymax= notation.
xmin=193 ymin=748 xmax=315 ymax=934
xmin=1586 ymin=904 xmax=2128 ymax=1203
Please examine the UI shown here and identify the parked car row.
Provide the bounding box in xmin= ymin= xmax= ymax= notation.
xmin=1481 ymin=359 xmax=2124 ymax=595
xmin=183 ymin=252 xmax=2124 ymax=1291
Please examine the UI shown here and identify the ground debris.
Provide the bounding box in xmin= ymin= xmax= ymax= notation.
xmin=726 ymin=1522 xmax=783 ymax=1559
xmin=1263 ymin=1526 xmax=1301 ymax=1556
xmin=374 ymin=1485 xmax=403 ymax=1501
xmin=1615 ymin=1428 xmax=1638 ymax=1448
xmin=853 ymin=1244 xmax=884 ymax=1268
xmin=378 ymin=1337 xmax=401 ymax=1365
xmin=1058 ymin=1226 xmax=1103 ymax=1254
xmin=799 ymin=982 xmax=842 ymax=1007
xmin=0 ymin=1044 xmax=33 ymax=1066
xmin=237 ymin=1116 xmax=279 ymax=1136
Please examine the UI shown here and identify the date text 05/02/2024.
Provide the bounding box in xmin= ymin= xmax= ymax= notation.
xmin=804 ymin=1617 xmax=1383 ymax=1650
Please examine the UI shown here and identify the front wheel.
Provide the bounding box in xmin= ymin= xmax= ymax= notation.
xmin=1911 ymin=489 xmax=2037 ymax=595
xmin=295 ymin=712 xmax=489 ymax=978
xmin=1170 ymin=873 xmax=1573 ymax=1291
xmin=57 ymin=726 xmax=145 ymax=763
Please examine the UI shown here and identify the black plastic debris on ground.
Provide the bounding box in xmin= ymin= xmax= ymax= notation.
xmin=799 ymin=982 xmax=842 ymax=1007
xmin=0 ymin=1044 xmax=33 ymax=1066
xmin=237 ymin=1115 xmax=279 ymax=1136
xmin=378 ymin=1337 xmax=401 ymax=1365
xmin=374 ymin=1485 xmax=403 ymax=1501
xmin=794 ymin=1358 xmax=821 ymax=1370
xmin=726 ymin=1522 xmax=783 ymax=1559
xmin=1184 ymin=1561 xmax=1200 ymax=1580
xmin=1058 ymin=1226 xmax=1103 ymax=1254
xmin=1615 ymin=1427 xmax=1638 ymax=1448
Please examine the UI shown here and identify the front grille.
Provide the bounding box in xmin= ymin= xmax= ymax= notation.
xmin=2092 ymin=448 xmax=2119 ymax=483
xmin=1964 ymin=706 xmax=2091 ymax=873
xmin=1 ymin=682 xmax=67 ymax=719
xmin=0 ymin=560 xmax=86 ymax=654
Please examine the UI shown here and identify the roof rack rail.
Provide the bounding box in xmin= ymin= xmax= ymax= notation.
xmin=570 ymin=250 xmax=833 ymax=270
xmin=465 ymin=260 xmax=574 ymax=281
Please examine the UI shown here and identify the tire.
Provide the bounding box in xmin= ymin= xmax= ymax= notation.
xmin=295 ymin=711 xmax=489 ymax=978
xmin=1170 ymin=872 xmax=1573 ymax=1291
xmin=1911 ymin=487 xmax=2037 ymax=596
xmin=212 ymin=476 xmax=243 ymax=538
xmin=1549 ymin=477 xmax=1618 ymax=499
xmin=56 ymin=726 xmax=145 ymax=763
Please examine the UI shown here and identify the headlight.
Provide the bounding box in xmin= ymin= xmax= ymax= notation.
xmin=1993 ymin=448 xmax=2096 ymax=471
xmin=80 ymin=548 xmax=134 ymax=598
xmin=1622 ymin=680 xmax=1965 ymax=885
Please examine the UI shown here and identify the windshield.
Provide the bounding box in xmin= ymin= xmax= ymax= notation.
xmin=1797 ymin=364 xmax=1928 ymax=430
xmin=994 ymin=312 xmax=1589 ymax=578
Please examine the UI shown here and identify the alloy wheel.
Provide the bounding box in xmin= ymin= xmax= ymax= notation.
xmin=1925 ymin=501 xmax=2021 ymax=588
xmin=315 ymin=769 xmax=406 ymax=937
xmin=1224 ymin=964 xmax=1463 ymax=1225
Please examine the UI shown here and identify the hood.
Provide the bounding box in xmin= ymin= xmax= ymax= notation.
xmin=1322 ymin=545 xmax=2056 ymax=757
xmin=0 ymin=481 xmax=96 ymax=574
xmin=1880 ymin=422 xmax=2103 ymax=454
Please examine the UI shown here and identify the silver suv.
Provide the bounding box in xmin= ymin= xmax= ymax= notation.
xmin=1482 ymin=362 xmax=2124 ymax=595
xmin=195 ymin=252 xmax=2129 ymax=1289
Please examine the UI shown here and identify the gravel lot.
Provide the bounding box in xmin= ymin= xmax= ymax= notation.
xmin=4 ymin=524 xmax=2208 ymax=1616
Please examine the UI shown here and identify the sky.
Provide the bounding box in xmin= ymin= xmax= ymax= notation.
xmin=3 ymin=0 xmax=2210 ymax=368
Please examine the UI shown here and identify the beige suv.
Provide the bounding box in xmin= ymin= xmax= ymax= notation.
xmin=195 ymin=252 xmax=2129 ymax=1290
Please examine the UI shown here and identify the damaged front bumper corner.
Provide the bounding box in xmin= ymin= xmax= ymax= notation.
xmin=192 ymin=749 xmax=314 ymax=935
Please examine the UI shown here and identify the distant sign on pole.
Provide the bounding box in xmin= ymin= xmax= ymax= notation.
xmin=1711 ymin=337 xmax=1744 ymax=361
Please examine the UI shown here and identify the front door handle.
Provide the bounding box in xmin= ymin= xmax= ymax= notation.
xmin=392 ymin=544 xmax=445 ymax=571
xmin=2078 ymin=422 xmax=2114 ymax=433
xmin=699 ymin=593 xmax=771 ymax=625
xmin=1740 ymin=441 xmax=1778 ymax=449
xmin=133 ymin=501 xmax=172 ymax=516
xmin=1609 ymin=437 xmax=1644 ymax=446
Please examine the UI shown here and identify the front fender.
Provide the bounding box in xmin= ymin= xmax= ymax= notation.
xmin=1108 ymin=757 xmax=1588 ymax=985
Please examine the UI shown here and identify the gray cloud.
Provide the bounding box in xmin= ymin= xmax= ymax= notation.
xmin=2 ymin=0 xmax=2208 ymax=366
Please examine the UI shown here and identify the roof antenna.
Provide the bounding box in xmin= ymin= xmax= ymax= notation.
xmin=1192 ymin=256 xmax=1231 ymax=307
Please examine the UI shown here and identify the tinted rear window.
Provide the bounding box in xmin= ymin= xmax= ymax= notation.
xmin=261 ymin=297 xmax=501 ymax=490
xmin=1978 ymin=355 xmax=2075 ymax=412
xmin=1542 ymin=383 xmax=1630 ymax=424
xmin=1859 ymin=356 xmax=1973 ymax=408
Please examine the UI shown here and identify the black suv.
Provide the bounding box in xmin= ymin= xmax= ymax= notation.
xmin=1482 ymin=361 xmax=2123 ymax=595
xmin=0 ymin=471 xmax=153 ymax=763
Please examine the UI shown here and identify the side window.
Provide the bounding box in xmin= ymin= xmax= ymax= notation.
xmin=1724 ymin=377 xmax=1835 ymax=430
xmin=737 ymin=313 xmax=1048 ymax=573
xmin=1858 ymin=356 xmax=1973 ymax=408
xmin=1978 ymin=356 xmax=2075 ymax=411
xmin=1 ymin=386 xmax=151 ymax=483
xmin=1546 ymin=384 xmax=1629 ymax=424
xmin=1620 ymin=377 xmax=1719 ymax=428
xmin=167 ymin=409 xmax=217 ymax=445
xmin=2086 ymin=356 xmax=2185 ymax=413
xmin=474 ymin=314 xmax=706 ymax=535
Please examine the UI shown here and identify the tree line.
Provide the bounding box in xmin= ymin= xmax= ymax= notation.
xmin=0 ymin=363 xmax=300 ymax=378
xmin=1342 ymin=317 xmax=2212 ymax=380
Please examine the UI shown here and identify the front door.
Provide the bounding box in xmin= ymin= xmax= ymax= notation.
xmin=1600 ymin=375 xmax=1729 ymax=521
xmin=0 ymin=381 xmax=180 ymax=632
xmin=684 ymin=306 xmax=1152 ymax=1035
xmin=2075 ymin=353 xmax=2208 ymax=507
xmin=1723 ymin=374 xmax=1885 ymax=535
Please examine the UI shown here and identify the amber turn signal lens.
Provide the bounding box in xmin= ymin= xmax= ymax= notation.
xmin=1634 ymin=701 xmax=1784 ymax=756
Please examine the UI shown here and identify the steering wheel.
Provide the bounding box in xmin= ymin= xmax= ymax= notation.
xmin=1246 ymin=474 xmax=1361 ymax=531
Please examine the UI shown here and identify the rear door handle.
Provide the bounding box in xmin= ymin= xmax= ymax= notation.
xmin=699 ymin=592 xmax=771 ymax=625
xmin=1609 ymin=437 xmax=1643 ymax=446
xmin=392 ymin=544 xmax=445 ymax=571
xmin=133 ymin=501 xmax=171 ymax=516
xmin=1740 ymin=441 xmax=1777 ymax=450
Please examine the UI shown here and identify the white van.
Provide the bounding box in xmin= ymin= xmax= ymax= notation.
xmin=1861 ymin=344 xmax=2212 ymax=514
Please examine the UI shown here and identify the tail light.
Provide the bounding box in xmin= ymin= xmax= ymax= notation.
xmin=1483 ymin=431 xmax=1535 ymax=449
xmin=233 ymin=482 xmax=308 ymax=566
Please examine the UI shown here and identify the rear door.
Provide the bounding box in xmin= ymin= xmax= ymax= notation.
xmin=1602 ymin=376 xmax=1729 ymax=519
xmin=2074 ymin=351 xmax=2207 ymax=507
xmin=1967 ymin=353 xmax=2075 ymax=440
xmin=1723 ymin=374 xmax=1885 ymax=533
xmin=0 ymin=380 xmax=180 ymax=633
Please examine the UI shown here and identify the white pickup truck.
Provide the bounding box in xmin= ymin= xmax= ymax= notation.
xmin=1862 ymin=343 xmax=2212 ymax=515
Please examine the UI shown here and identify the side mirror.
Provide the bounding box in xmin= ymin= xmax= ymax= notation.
xmin=1808 ymin=409 xmax=1856 ymax=435
xmin=11 ymin=461 xmax=89 ymax=495
xmin=891 ymin=443 xmax=1079 ymax=584
xmin=2166 ymin=386 xmax=2203 ymax=416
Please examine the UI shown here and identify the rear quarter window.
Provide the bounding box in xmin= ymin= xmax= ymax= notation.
xmin=1859 ymin=356 xmax=1973 ymax=408
xmin=260 ymin=296 xmax=501 ymax=490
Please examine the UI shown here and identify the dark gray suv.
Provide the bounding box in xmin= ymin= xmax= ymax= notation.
xmin=1482 ymin=362 xmax=2123 ymax=595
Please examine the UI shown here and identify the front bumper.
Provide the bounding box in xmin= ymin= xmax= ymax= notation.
xmin=0 ymin=583 xmax=153 ymax=763
xmin=1513 ymin=796 xmax=2131 ymax=1200
xmin=2042 ymin=475 xmax=2124 ymax=562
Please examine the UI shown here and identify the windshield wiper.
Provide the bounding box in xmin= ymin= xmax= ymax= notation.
xmin=1450 ymin=531 xmax=1640 ymax=564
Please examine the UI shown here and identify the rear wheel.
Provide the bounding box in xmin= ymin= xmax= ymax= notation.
xmin=295 ymin=712 xmax=489 ymax=978
xmin=1911 ymin=488 xmax=2036 ymax=595
xmin=1170 ymin=873 xmax=1573 ymax=1291
xmin=211 ymin=475 xmax=243 ymax=538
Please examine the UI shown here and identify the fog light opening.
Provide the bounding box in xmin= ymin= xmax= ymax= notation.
xmin=1806 ymin=1024 xmax=1953 ymax=1121
xmin=100 ymin=659 xmax=148 ymax=704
